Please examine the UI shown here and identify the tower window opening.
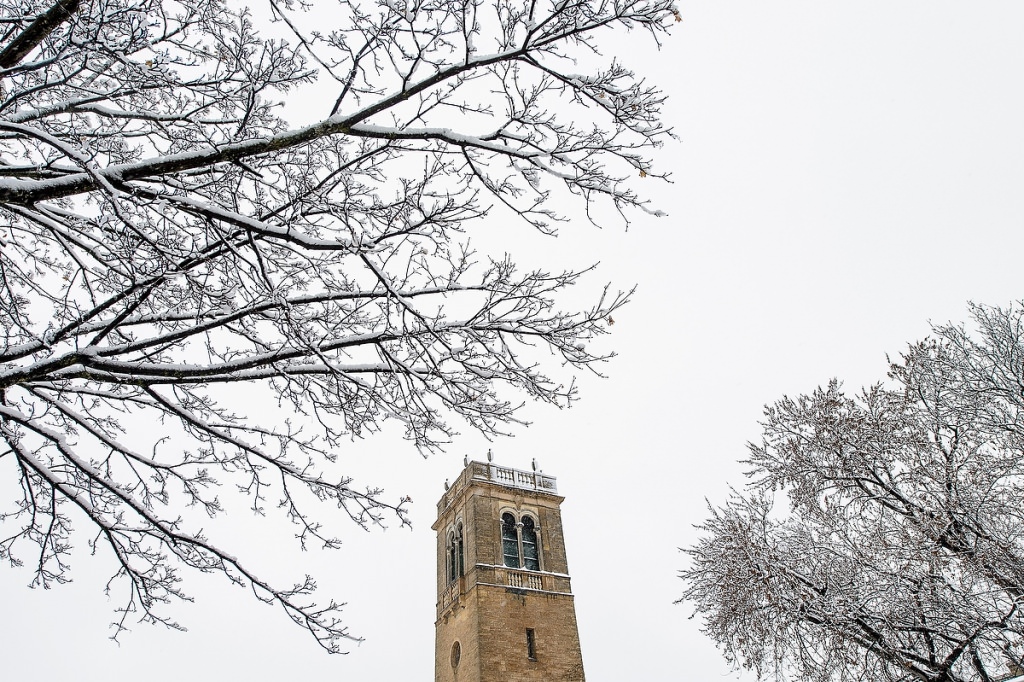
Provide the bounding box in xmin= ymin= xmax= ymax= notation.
xmin=456 ymin=523 xmax=465 ymax=577
xmin=501 ymin=512 xmax=520 ymax=568
xmin=447 ymin=530 xmax=457 ymax=584
xmin=501 ymin=511 xmax=542 ymax=571
xmin=526 ymin=628 xmax=537 ymax=660
xmin=521 ymin=516 xmax=539 ymax=571
xmin=451 ymin=641 xmax=461 ymax=668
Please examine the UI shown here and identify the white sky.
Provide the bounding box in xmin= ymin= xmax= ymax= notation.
xmin=5 ymin=1 xmax=1024 ymax=680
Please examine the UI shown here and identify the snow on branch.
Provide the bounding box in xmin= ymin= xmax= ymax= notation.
xmin=0 ymin=0 xmax=673 ymax=651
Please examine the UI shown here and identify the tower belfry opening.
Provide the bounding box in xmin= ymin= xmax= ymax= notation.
xmin=433 ymin=458 xmax=586 ymax=682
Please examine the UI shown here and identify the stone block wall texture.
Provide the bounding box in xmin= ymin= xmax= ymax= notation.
xmin=436 ymin=585 xmax=585 ymax=682
xmin=537 ymin=505 xmax=568 ymax=574
xmin=435 ymin=589 xmax=481 ymax=682
xmin=476 ymin=586 xmax=585 ymax=682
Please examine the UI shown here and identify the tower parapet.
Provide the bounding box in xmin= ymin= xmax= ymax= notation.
xmin=437 ymin=460 xmax=557 ymax=516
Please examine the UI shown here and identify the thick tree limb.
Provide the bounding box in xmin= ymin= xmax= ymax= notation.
xmin=0 ymin=0 xmax=80 ymax=70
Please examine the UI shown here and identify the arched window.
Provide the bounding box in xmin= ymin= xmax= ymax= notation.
xmin=501 ymin=511 xmax=542 ymax=571
xmin=501 ymin=512 xmax=520 ymax=568
xmin=456 ymin=522 xmax=465 ymax=577
xmin=447 ymin=530 xmax=458 ymax=583
xmin=521 ymin=516 xmax=539 ymax=571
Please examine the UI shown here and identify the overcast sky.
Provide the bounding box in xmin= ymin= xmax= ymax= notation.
xmin=5 ymin=2 xmax=1024 ymax=680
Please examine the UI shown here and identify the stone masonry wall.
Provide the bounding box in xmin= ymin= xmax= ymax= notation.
xmin=476 ymin=585 xmax=585 ymax=682
xmin=435 ymin=587 xmax=480 ymax=682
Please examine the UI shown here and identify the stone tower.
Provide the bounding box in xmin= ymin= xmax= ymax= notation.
xmin=433 ymin=458 xmax=585 ymax=682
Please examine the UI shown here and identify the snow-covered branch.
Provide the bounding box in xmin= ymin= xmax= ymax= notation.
xmin=0 ymin=0 xmax=672 ymax=653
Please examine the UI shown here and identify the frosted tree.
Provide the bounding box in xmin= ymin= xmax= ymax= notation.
xmin=0 ymin=0 xmax=676 ymax=650
xmin=680 ymin=303 xmax=1024 ymax=682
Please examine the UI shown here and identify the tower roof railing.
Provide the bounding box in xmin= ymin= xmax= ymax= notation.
xmin=438 ymin=460 xmax=558 ymax=513
xmin=477 ymin=461 xmax=557 ymax=494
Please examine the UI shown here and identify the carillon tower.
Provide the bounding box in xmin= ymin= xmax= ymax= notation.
xmin=433 ymin=456 xmax=586 ymax=682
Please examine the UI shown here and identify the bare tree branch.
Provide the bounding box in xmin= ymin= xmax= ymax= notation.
xmin=0 ymin=0 xmax=674 ymax=653
xmin=0 ymin=0 xmax=79 ymax=69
